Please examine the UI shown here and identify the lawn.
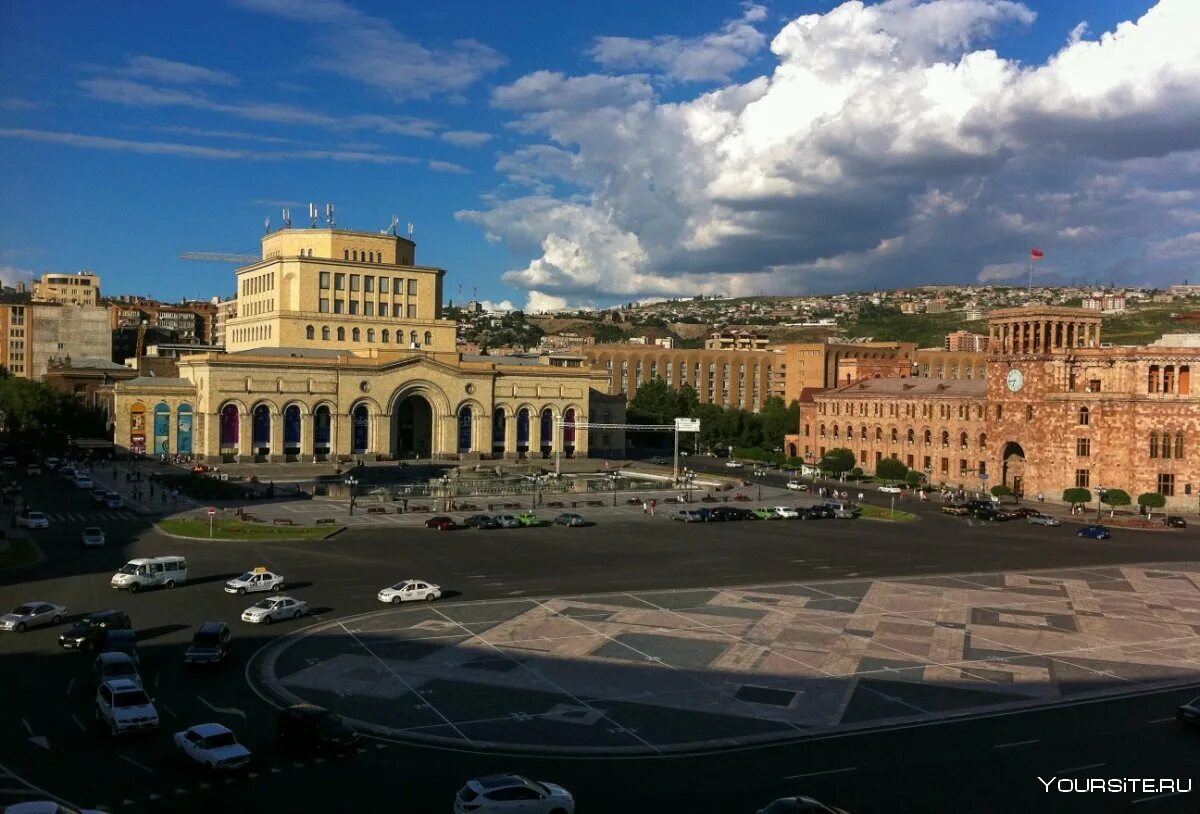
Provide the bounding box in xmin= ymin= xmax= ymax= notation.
xmin=857 ymin=504 xmax=918 ymax=522
xmin=158 ymin=517 xmax=337 ymax=541
xmin=0 ymin=537 xmax=42 ymax=569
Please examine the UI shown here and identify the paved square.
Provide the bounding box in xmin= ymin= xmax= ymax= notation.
xmin=253 ymin=563 xmax=1200 ymax=753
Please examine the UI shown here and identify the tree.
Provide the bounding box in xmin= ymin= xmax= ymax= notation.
xmin=905 ymin=470 xmax=924 ymax=488
xmin=990 ymin=484 xmax=1012 ymax=499
xmin=1062 ymin=487 xmax=1092 ymax=508
xmin=628 ymin=378 xmax=680 ymax=425
xmin=1101 ymin=488 xmax=1131 ymax=517
xmin=820 ymin=448 xmax=855 ymax=475
xmin=875 ymin=457 xmax=908 ymax=481
xmin=1138 ymin=492 xmax=1166 ymax=520
xmin=758 ymin=397 xmax=793 ymax=451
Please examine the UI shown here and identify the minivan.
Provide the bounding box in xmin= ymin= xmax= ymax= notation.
xmin=111 ymin=556 xmax=188 ymax=593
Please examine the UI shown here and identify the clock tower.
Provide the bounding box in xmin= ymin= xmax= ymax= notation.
xmin=986 ymin=306 xmax=1103 ymax=497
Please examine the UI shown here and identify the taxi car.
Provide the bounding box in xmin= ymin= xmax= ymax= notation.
xmin=377 ymin=579 xmax=442 ymax=604
xmin=241 ymin=596 xmax=306 ymax=625
xmin=224 ymin=567 xmax=286 ymax=596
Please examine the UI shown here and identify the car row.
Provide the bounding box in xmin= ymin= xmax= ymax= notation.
xmin=426 ymin=512 xmax=590 ymax=530
xmin=673 ymin=504 xmax=845 ymax=522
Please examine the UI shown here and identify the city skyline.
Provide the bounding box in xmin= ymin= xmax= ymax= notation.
xmin=2 ymin=0 xmax=1196 ymax=312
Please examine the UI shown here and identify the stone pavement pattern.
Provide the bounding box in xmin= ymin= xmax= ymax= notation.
xmin=255 ymin=563 xmax=1200 ymax=753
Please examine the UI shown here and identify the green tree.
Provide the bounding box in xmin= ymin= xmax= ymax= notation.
xmin=1062 ymin=487 xmax=1092 ymax=507
xmin=1137 ymin=492 xmax=1166 ymax=520
xmin=592 ymin=324 xmax=625 ymax=343
xmin=820 ymin=447 xmax=855 ymax=475
xmin=990 ymin=484 xmax=1012 ymax=499
xmin=875 ymin=457 xmax=908 ymax=481
xmin=905 ymin=470 xmax=924 ymax=488
xmin=628 ymin=378 xmax=680 ymax=425
xmin=1101 ymin=488 xmax=1131 ymax=517
xmin=758 ymin=397 xmax=793 ymax=451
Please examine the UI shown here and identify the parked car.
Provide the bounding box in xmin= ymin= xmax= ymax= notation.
xmin=494 ymin=514 xmax=522 ymax=528
xmin=0 ymin=601 xmax=66 ymax=633
xmin=673 ymin=509 xmax=705 ymax=522
xmin=92 ymin=651 xmax=141 ymax=688
xmin=725 ymin=507 xmax=758 ymax=521
xmin=95 ymin=678 xmax=158 ymax=736
xmin=1176 ymin=697 xmax=1200 ymax=727
xmin=1010 ymin=507 xmax=1042 ymax=518
xmin=463 ymin=514 xmax=500 ymax=529
xmin=650 ymin=457 xmax=668 ymax=465
xmin=773 ymin=506 xmax=800 ymax=519
xmin=1166 ymin=516 xmax=1189 ymax=528
xmin=81 ymin=527 xmax=106 ymax=548
xmin=1027 ymin=513 xmax=1061 ymax=526
xmin=59 ymin=610 xmax=132 ymax=651
xmin=878 ymin=485 xmax=902 ymax=494
xmin=454 ymin=774 xmax=575 ymax=814
xmin=377 ymin=579 xmax=442 ymax=604
xmin=100 ymin=629 xmax=140 ymax=666
xmin=554 ymin=513 xmax=587 ymax=527
xmin=241 ymin=596 xmax=306 ymax=625
xmin=1077 ymin=524 xmax=1112 ymax=540
xmin=17 ymin=511 xmax=49 ymax=529
xmin=174 ymin=723 xmax=251 ymax=772
xmin=786 ymin=481 xmax=808 ymax=491
xmin=516 ymin=512 xmax=541 ymax=527
xmin=184 ymin=622 xmax=232 ymax=666
xmin=804 ymin=506 xmax=834 ymax=520
xmin=424 ymin=516 xmax=458 ymax=531
xmin=276 ymin=704 xmax=359 ymax=754
xmin=753 ymin=508 xmax=781 ymax=520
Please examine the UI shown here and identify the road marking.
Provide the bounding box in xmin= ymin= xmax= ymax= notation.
xmin=1134 ymin=791 xmax=1190 ymax=805
xmin=70 ymin=714 xmax=85 ymax=731
xmin=66 ymin=678 xmax=74 ymax=696
xmin=161 ymin=702 xmax=178 ymax=718
xmin=785 ymin=766 xmax=857 ymax=780
xmin=119 ymin=755 xmax=152 ymax=773
xmin=21 ymin=719 xmax=32 ymax=735
xmin=198 ymin=696 xmax=246 ymax=718
xmin=1056 ymin=763 xmax=1105 ymax=774
xmin=1147 ymin=716 xmax=1176 ymax=724
xmin=993 ymin=738 xmax=1040 ymax=749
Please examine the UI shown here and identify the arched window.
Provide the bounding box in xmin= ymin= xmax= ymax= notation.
xmin=424 ymin=331 xmax=432 ymax=346
xmin=890 ymin=427 xmax=898 ymax=442
xmin=563 ymin=408 xmax=576 ymax=450
xmin=960 ymin=431 xmax=968 ymax=448
xmin=305 ymin=325 xmax=314 ymax=340
xmin=321 ymin=326 xmax=330 ymax=341
xmin=941 ymin=430 xmax=949 ymax=446
xmin=219 ymin=404 xmax=239 ymax=451
xmin=367 ymin=328 xmax=375 ymax=343
xmin=1176 ymin=432 xmax=1185 ymax=459
xmin=344 ymin=249 xmax=349 ymax=260
xmin=1079 ymin=406 xmax=1090 ymax=426
xmin=337 ymin=327 xmax=345 ymax=341
xmin=1026 ymin=405 xmax=1034 ymax=421
xmin=352 ymin=328 xmax=361 ymax=342
xmin=410 ymin=330 xmax=418 ymax=346
xmin=832 ymin=425 xmax=840 ymax=439
xmin=351 ymin=404 xmax=369 ymax=453
xmin=1161 ymin=432 xmax=1172 ymax=459
xmin=819 ymin=423 xmax=826 ymax=438
xmin=906 ymin=428 xmax=914 ymax=444
xmin=458 ymin=406 xmax=473 ymax=452
xmin=978 ymin=432 xmax=987 ymax=449
xmin=1150 ymin=431 xmax=1159 ymax=459
xmin=368 ymin=252 xmax=373 ymax=263
xmin=875 ymin=426 xmax=882 ymax=442
xmin=352 ymin=250 xmax=358 ymax=261
xmin=923 ymin=429 xmax=932 ymax=445
xmin=381 ymin=329 xmax=390 ymax=343
xmin=860 ymin=426 xmax=867 ymax=440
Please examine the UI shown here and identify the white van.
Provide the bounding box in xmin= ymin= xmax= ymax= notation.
xmin=111 ymin=556 xmax=189 ymax=593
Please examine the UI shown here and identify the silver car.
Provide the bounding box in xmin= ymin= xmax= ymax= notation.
xmin=81 ymin=527 xmax=106 ymax=548
xmin=1027 ymin=513 xmax=1061 ymax=526
xmin=1 ymin=602 xmax=67 ymax=633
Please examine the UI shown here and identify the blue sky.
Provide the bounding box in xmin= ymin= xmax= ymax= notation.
xmin=1 ymin=0 xmax=1194 ymax=310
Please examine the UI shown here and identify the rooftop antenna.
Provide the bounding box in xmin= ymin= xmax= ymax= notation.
xmin=472 ymin=286 xmax=478 ymax=300
xmin=389 ymin=215 xmax=399 ymax=235
xmin=309 ymin=203 xmax=318 ymax=228
xmin=326 ymin=203 xmax=335 ymax=228
xmin=407 ymin=222 xmax=414 ymax=238
xmin=263 ymin=216 xmax=271 ymax=234
xmin=282 ymin=208 xmax=292 ymax=229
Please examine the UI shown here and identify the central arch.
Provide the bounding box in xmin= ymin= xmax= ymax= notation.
xmin=393 ymin=394 xmax=434 ymax=458
xmin=1001 ymin=440 xmax=1026 ymax=496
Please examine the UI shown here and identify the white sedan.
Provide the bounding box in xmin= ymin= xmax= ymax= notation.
xmin=773 ymin=506 xmax=800 ymax=519
xmin=241 ymin=596 xmax=306 ymax=625
xmin=378 ymin=580 xmax=442 ymax=604
xmin=224 ymin=569 xmax=286 ymax=595
xmin=724 ymin=460 xmax=744 ymax=469
xmin=174 ymin=723 xmax=252 ymax=772
xmin=786 ymin=481 xmax=808 ymax=492
xmin=878 ymin=485 xmax=903 ymax=494
xmin=18 ymin=512 xmax=49 ymax=529
xmin=81 ymin=527 xmax=106 ymax=548
xmin=0 ymin=602 xmax=66 ymax=633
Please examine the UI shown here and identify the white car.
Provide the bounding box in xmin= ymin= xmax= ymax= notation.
xmin=224 ymin=568 xmax=286 ymax=595
xmin=174 ymin=723 xmax=251 ymax=772
xmin=95 ymin=678 xmax=158 ymax=736
xmin=74 ymin=476 xmax=95 ymax=490
xmin=786 ymin=481 xmax=808 ymax=492
xmin=241 ymin=596 xmax=306 ymax=625
xmin=104 ymin=495 xmax=125 ymax=509
xmin=773 ymin=506 xmax=800 ymax=519
xmin=19 ymin=511 xmax=49 ymax=529
xmin=878 ymin=485 xmax=903 ymax=494
xmin=724 ymin=460 xmax=744 ymax=469
xmin=455 ymin=774 xmax=575 ymax=814
xmin=0 ymin=601 xmax=66 ymax=633
xmin=81 ymin=527 xmax=106 ymax=548
xmin=378 ymin=579 xmax=442 ymax=604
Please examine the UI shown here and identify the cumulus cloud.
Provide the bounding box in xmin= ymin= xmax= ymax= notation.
xmin=105 ymin=55 xmax=239 ymax=86
xmin=477 ymin=299 xmax=516 ymax=312
xmin=461 ymin=0 xmax=1200 ymax=308
xmin=0 ymin=265 xmax=37 ymax=288
xmin=589 ymin=3 xmax=768 ymax=82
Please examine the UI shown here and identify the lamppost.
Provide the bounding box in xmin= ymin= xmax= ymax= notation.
xmin=806 ymin=453 xmax=815 ymax=490
xmin=345 ymin=476 xmax=358 ymax=516
xmin=440 ymin=474 xmax=451 ymax=512
xmin=1096 ymin=486 xmax=1106 ymax=522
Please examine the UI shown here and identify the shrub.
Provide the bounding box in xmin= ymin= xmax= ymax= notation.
xmin=1062 ymin=487 xmax=1092 ymax=506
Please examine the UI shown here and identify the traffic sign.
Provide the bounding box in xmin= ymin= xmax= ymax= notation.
xmin=675 ymin=418 xmax=700 ymax=432
xmin=980 ymin=473 xmax=989 ymax=481
xmin=207 ymin=507 xmax=217 ymax=517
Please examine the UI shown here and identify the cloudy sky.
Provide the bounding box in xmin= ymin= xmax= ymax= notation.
xmin=1 ymin=0 xmax=1196 ymax=310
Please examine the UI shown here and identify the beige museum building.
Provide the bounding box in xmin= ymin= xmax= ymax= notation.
xmin=113 ymin=227 xmax=623 ymax=462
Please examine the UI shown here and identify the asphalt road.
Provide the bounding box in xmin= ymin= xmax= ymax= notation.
xmin=2 ymin=467 xmax=1200 ymax=813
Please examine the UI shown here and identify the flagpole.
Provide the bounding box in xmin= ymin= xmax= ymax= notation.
xmin=1028 ymin=256 xmax=1033 ymax=294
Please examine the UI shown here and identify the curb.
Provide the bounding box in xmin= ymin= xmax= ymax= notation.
xmin=0 ymin=535 xmax=47 ymax=573
xmin=151 ymin=522 xmax=346 ymax=544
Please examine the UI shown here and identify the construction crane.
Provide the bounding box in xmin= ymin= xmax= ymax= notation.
xmin=180 ymin=252 xmax=259 ymax=263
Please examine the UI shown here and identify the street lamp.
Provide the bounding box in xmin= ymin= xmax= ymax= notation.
xmin=1096 ymin=486 xmax=1106 ymax=522
xmin=440 ymin=474 xmax=451 ymax=512
xmin=344 ymin=476 xmax=359 ymax=516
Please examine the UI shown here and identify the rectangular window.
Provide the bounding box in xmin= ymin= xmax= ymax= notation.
xmin=334 ymin=273 xmax=345 ymax=291
xmin=319 ymin=272 xmax=330 ymax=289
xmin=364 ymin=276 xmax=374 ymax=293
xmin=1087 ymin=379 xmax=1102 ymax=392
xmin=407 ymin=304 xmax=417 ymax=319
xmin=379 ymin=277 xmax=389 ymax=294
xmin=349 ymin=300 xmax=359 ymax=315
xmin=1076 ymin=438 xmax=1090 ymax=457
xmin=393 ymin=277 xmax=403 ymax=294
xmin=364 ymin=301 xmax=374 ymax=317
xmin=334 ymin=299 xmax=344 ymax=314
xmin=1158 ymin=473 xmax=1176 ymax=496
xmin=940 ymin=457 xmax=949 ymax=474
xmin=319 ymin=298 xmax=329 ymax=313
xmin=350 ymin=274 xmax=360 ymax=292
xmin=1075 ymin=468 xmax=1090 ymax=488
xmin=379 ymin=303 xmax=388 ymax=317
xmin=407 ymin=279 xmax=417 ymax=296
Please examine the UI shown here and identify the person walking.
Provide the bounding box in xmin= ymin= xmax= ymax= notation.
xmin=650 ymin=499 xmax=656 ymax=516
xmin=857 ymin=492 xmax=864 ymax=503
xmin=642 ymin=500 xmax=648 ymax=514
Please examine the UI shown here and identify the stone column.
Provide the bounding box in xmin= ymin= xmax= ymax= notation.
xmin=269 ymin=411 xmax=283 ymax=463
xmin=473 ymin=409 xmax=488 ymax=455
xmin=238 ymin=412 xmax=252 ymax=464
xmin=334 ymin=412 xmax=352 ymax=459
xmin=300 ymin=413 xmax=314 ymax=460
xmin=371 ymin=409 xmax=386 ymax=458
xmin=504 ymin=409 xmax=518 ymax=459
xmin=575 ymin=412 xmax=589 ymax=457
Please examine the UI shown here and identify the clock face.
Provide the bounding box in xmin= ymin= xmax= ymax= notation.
xmin=1006 ymin=369 xmax=1024 ymax=392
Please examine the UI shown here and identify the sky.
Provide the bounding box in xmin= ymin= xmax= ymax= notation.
xmin=1 ymin=0 xmax=1197 ymax=311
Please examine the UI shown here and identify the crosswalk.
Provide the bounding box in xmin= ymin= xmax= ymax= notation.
xmin=44 ymin=510 xmax=141 ymax=523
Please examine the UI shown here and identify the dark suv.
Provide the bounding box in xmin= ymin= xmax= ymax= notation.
xmin=59 ymin=610 xmax=132 ymax=651
xmin=1166 ymin=516 xmax=1189 ymax=528
xmin=184 ymin=622 xmax=232 ymax=666
xmin=276 ymin=704 xmax=359 ymax=754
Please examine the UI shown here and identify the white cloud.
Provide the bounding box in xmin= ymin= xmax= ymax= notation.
xmin=441 ymin=130 xmax=493 ymax=148
xmin=589 ymin=3 xmax=768 ymax=82
xmin=108 ymin=55 xmax=239 ymax=86
xmin=477 ymin=299 xmax=515 ymax=312
xmin=0 ymin=265 xmax=37 ymax=288
xmin=428 ymin=160 xmax=470 ymax=175
xmin=465 ymin=0 xmax=1200 ymax=305
xmin=1149 ymin=231 xmax=1200 ymax=260
xmin=977 ymin=262 xmax=1026 ymax=282
xmin=233 ymin=0 xmax=505 ymax=101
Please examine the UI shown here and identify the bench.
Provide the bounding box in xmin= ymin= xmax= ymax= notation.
xmin=547 ymin=500 xmax=564 ymax=508
xmin=410 ymin=505 xmax=430 ymax=512
xmin=586 ymin=500 xmax=604 ymax=507
xmin=503 ymin=502 xmax=522 ymax=509
xmin=272 ymin=518 xmax=295 ymax=526
xmin=241 ymin=513 xmax=263 ymax=523
xmin=367 ymin=507 xmax=387 ymax=515
xmin=315 ymin=518 xmax=337 ymax=526
xmin=458 ymin=503 xmax=479 ymax=511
